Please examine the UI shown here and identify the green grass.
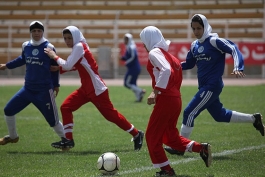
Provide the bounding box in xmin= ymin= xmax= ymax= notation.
xmin=0 ymin=84 xmax=265 ymax=177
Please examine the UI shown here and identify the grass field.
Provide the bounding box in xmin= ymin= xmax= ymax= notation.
xmin=0 ymin=84 xmax=264 ymax=177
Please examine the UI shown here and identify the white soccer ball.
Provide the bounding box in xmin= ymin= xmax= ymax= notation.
xmin=97 ymin=152 xmax=120 ymax=175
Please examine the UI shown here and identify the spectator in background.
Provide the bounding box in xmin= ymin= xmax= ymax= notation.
xmin=164 ymin=14 xmax=264 ymax=156
xmin=0 ymin=21 xmax=65 ymax=146
xmin=121 ymin=33 xmax=145 ymax=102
xmin=44 ymin=26 xmax=144 ymax=151
xmin=140 ymin=26 xmax=212 ymax=176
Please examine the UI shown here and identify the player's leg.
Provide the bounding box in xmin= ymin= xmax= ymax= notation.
xmin=180 ymin=87 xmax=218 ymax=138
xmin=0 ymin=87 xmax=30 ymax=145
xmin=145 ymin=95 xmax=175 ymax=174
xmin=125 ymin=70 xmax=145 ymax=102
xmin=60 ymin=89 xmax=88 ymax=137
xmin=164 ymin=87 xmax=219 ymax=155
xmin=33 ymin=88 xmax=65 ymax=137
xmin=207 ymin=98 xmax=264 ymax=136
xmin=32 ymin=88 xmax=68 ymax=149
xmin=91 ymin=90 xmax=144 ymax=150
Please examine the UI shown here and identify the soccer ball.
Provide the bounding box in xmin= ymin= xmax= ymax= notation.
xmin=97 ymin=152 xmax=120 ymax=175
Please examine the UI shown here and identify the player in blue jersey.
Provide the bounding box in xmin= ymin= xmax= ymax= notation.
xmin=0 ymin=21 xmax=65 ymax=146
xmin=121 ymin=33 xmax=145 ymax=102
xmin=165 ymin=14 xmax=264 ymax=155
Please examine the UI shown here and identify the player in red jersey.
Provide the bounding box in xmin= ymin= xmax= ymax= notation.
xmin=140 ymin=26 xmax=212 ymax=176
xmin=44 ymin=26 xmax=144 ymax=151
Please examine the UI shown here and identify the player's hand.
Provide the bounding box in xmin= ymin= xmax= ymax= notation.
xmin=0 ymin=64 xmax=7 ymax=70
xmin=44 ymin=48 xmax=58 ymax=59
xmin=230 ymin=70 xmax=246 ymax=78
xmin=147 ymin=91 xmax=157 ymax=105
xmin=50 ymin=65 xmax=60 ymax=72
xmin=54 ymin=87 xmax=59 ymax=97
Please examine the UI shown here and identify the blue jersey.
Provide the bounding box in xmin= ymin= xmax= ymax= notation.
xmin=6 ymin=41 xmax=60 ymax=91
xmin=182 ymin=36 xmax=244 ymax=89
xmin=121 ymin=46 xmax=141 ymax=71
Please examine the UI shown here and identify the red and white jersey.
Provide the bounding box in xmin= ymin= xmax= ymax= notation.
xmin=147 ymin=48 xmax=182 ymax=97
xmin=56 ymin=26 xmax=107 ymax=97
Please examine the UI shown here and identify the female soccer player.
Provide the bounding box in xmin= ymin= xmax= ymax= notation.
xmin=140 ymin=26 xmax=212 ymax=176
xmin=0 ymin=21 xmax=65 ymax=146
xmin=120 ymin=33 xmax=145 ymax=102
xmin=44 ymin=26 xmax=144 ymax=151
xmin=165 ymin=14 xmax=264 ymax=156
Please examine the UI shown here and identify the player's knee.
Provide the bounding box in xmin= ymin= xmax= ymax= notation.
xmin=4 ymin=106 xmax=14 ymax=116
xmin=124 ymin=83 xmax=130 ymax=89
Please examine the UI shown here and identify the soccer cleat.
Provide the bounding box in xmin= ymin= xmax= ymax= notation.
xmin=155 ymin=168 xmax=176 ymax=177
xmin=132 ymin=130 xmax=144 ymax=151
xmin=164 ymin=146 xmax=185 ymax=156
xmin=0 ymin=135 xmax=19 ymax=145
xmin=51 ymin=137 xmax=75 ymax=150
xmin=253 ymin=113 xmax=264 ymax=136
xmin=200 ymin=143 xmax=212 ymax=167
xmin=136 ymin=89 xmax=146 ymax=102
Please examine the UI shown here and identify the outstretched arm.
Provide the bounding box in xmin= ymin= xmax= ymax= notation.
xmin=215 ymin=38 xmax=245 ymax=78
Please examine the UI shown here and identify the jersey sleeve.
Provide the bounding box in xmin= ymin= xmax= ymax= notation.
xmin=149 ymin=48 xmax=171 ymax=90
xmin=56 ymin=43 xmax=84 ymax=70
xmin=47 ymin=43 xmax=60 ymax=88
xmin=181 ymin=41 xmax=197 ymax=70
xmin=215 ymin=38 xmax=244 ymax=71
xmin=6 ymin=55 xmax=25 ymax=69
xmin=50 ymin=59 xmax=60 ymax=88
xmin=124 ymin=47 xmax=136 ymax=65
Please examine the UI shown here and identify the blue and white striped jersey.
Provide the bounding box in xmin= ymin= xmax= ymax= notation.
xmin=181 ymin=36 xmax=244 ymax=88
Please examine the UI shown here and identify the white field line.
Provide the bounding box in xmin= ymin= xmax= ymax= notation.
xmin=117 ymin=144 xmax=265 ymax=176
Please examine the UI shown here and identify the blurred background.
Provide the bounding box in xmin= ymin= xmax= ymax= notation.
xmin=0 ymin=0 xmax=264 ymax=79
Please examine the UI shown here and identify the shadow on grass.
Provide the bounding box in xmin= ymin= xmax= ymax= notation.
xmin=7 ymin=150 xmax=101 ymax=155
xmin=6 ymin=149 xmax=133 ymax=156
xmin=212 ymin=156 xmax=233 ymax=161
xmin=174 ymin=175 xmax=214 ymax=177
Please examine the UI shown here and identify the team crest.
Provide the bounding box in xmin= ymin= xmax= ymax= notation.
xmin=198 ymin=46 xmax=204 ymax=53
xmin=32 ymin=49 xmax=39 ymax=56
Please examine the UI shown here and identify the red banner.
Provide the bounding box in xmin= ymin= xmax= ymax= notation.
xmin=119 ymin=42 xmax=265 ymax=66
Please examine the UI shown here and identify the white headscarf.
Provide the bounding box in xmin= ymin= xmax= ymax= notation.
xmin=29 ymin=21 xmax=47 ymax=46
xmin=63 ymin=26 xmax=88 ymax=47
xmin=124 ymin=33 xmax=136 ymax=50
xmin=193 ymin=14 xmax=219 ymax=43
xmin=139 ymin=26 xmax=170 ymax=51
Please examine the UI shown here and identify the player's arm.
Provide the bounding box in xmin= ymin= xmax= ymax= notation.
xmin=216 ymin=38 xmax=245 ymax=78
xmin=47 ymin=43 xmax=60 ymax=96
xmin=149 ymin=49 xmax=171 ymax=92
xmin=147 ymin=49 xmax=171 ymax=105
xmin=124 ymin=47 xmax=135 ymax=65
xmin=45 ymin=44 xmax=83 ymax=70
xmin=3 ymin=55 xmax=26 ymax=70
xmin=181 ymin=42 xmax=196 ymax=70
xmin=3 ymin=42 xmax=28 ymax=70
xmin=181 ymin=50 xmax=196 ymax=70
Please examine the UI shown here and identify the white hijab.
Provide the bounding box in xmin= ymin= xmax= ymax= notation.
xmin=63 ymin=26 xmax=88 ymax=47
xmin=29 ymin=21 xmax=47 ymax=46
xmin=194 ymin=14 xmax=219 ymax=43
xmin=124 ymin=33 xmax=136 ymax=50
xmin=140 ymin=26 xmax=170 ymax=52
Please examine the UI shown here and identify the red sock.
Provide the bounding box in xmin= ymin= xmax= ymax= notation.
xmin=192 ymin=142 xmax=202 ymax=153
xmin=161 ymin=165 xmax=172 ymax=171
xmin=65 ymin=128 xmax=73 ymax=140
xmin=129 ymin=128 xmax=139 ymax=137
